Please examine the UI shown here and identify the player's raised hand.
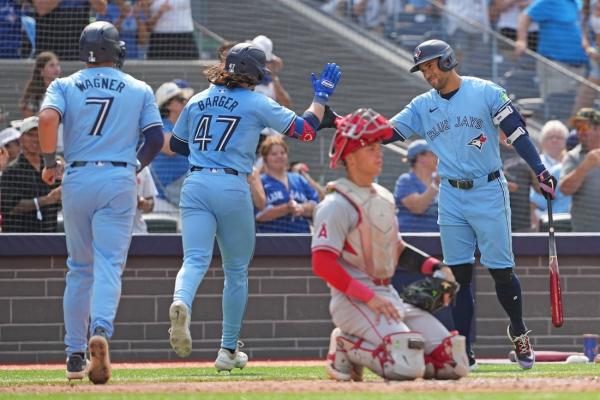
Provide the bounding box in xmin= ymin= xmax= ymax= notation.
xmin=311 ymin=63 xmax=342 ymax=104
xmin=366 ymin=294 xmax=403 ymax=324
xmin=537 ymin=169 xmax=557 ymax=200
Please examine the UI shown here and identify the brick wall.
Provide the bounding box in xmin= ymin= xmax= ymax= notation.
xmin=1 ymin=235 xmax=599 ymax=363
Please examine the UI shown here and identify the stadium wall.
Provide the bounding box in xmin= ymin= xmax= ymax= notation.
xmin=1 ymin=234 xmax=599 ymax=363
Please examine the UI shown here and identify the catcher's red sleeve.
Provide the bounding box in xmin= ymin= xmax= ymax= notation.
xmin=312 ymin=250 xmax=374 ymax=303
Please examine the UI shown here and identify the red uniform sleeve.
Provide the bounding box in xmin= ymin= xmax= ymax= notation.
xmin=312 ymin=249 xmax=374 ymax=303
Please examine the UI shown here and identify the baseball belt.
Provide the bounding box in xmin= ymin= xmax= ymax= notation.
xmin=447 ymin=169 xmax=500 ymax=190
xmin=190 ymin=166 xmax=238 ymax=176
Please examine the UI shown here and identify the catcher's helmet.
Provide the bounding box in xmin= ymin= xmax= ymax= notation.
xmin=225 ymin=43 xmax=268 ymax=82
xmin=329 ymin=108 xmax=393 ymax=169
xmin=410 ymin=39 xmax=457 ymax=73
xmin=79 ymin=21 xmax=126 ymax=68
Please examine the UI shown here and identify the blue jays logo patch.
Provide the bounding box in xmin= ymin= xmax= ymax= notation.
xmin=468 ymin=134 xmax=487 ymax=150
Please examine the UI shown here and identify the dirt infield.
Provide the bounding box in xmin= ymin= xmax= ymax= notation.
xmin=3 ymin=378 xmax=600 ymax=394
xmin=3 ymin=361 xmax=600 ymax=394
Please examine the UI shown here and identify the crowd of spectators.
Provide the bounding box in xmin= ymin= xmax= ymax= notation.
xmin=0 ymin=0 xmax=197 ymax=60
xmin=2 ymin=4 xmax=600 ymax=233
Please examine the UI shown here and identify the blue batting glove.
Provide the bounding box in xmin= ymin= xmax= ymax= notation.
xmin=311 ymin=63 xmax=342 ymax=104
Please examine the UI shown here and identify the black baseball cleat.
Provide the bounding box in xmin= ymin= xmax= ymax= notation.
xmin=66 ymin=353 xmax=88 ymax=380
xmin=88 ymin=327 xmax=112 ymax=384
xmin=467 ymin=350 xmax=478 ymax=371
xmin=507 ymin=326 xmax=535 ymax=370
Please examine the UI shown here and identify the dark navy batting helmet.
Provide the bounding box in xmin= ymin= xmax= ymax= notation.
xmin=225 ymin=43 xmax=268 ymax=82
xmin=79 ymin=21 xmax=126 ymax=68
xmin=410 ymin=39 xmax=458 ymax=73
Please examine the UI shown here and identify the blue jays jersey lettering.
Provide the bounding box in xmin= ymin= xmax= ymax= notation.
xmin=41 ymin=67 xmax=162 ymax=165
xmin=391 ymin=77 xmax=509 ymax=179
xmin=173 ymin=85 xmax=296 ymax=174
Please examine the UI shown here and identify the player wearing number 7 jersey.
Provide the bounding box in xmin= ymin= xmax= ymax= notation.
xmin=38 ymin=22 xmax=164 ymax=384
xmin=166 ymin=42 xmax=341 ymax=372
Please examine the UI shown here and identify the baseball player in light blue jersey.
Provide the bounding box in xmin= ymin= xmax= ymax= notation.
xmin=38 ymin=21 xmax=164 ymax=384
xmin=167 ymin=42 xmax=341 ymax=372
xmin=387 ymin=40 xmax=557 ymax=370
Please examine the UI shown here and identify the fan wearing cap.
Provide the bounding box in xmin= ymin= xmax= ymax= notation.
xmin=0 ymin=116 xmax=61 ymax=233
xmin=150 ymin=80 xmax=194 ymax=212
xmin=311 ymin=108 xmax=466 ymax=382
xmin=166 ymin=43 xmax=341 ymax=372
xmin=559 ymin=108 xmax=600 ymax=231
xmin=394 ymin=140 xmax=440 ymax=232
xmin=0 ymin=127 xmax=23 ymax=172
xmin=251 ymin=35 xmax=291 ymax=108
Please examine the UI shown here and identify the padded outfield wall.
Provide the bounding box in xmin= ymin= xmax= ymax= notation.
xmin=0 ymin=234 xmax=599 ymax=363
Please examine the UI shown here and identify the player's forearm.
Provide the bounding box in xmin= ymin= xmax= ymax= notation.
xmin=137 ymin=125 xmax=164 ymax=170
xmin=306 ymin=103 xmax=325 ymax=122
xmin=397 ymin=242 xmax=442 ymax=275
xmin=312 ymin=250 xmax=374 ymax=303
xmin=38 ymin=109 xmax=60 ymax=154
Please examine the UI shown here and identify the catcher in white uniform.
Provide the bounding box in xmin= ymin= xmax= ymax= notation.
xmin=311 ymin=108 xmax=469 ymax=381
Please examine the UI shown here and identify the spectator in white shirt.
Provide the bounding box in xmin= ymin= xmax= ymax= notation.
xmin=146 ymin=0 xmax=198 ymax=59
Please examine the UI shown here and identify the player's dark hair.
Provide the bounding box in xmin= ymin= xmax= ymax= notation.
xmin=204 ymin=64 xmax=259 ymax=89
xmin=19 ymin=51 xmax=59 ymax=115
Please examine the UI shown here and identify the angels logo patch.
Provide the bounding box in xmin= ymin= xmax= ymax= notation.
xmin=468 ymin=134 xmax=487 ymax=150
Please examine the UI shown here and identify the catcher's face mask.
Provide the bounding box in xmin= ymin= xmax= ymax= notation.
xmin=328 ymin=108 xmax=393 ymax=169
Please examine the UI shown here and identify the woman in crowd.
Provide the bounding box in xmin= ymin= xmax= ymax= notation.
xmin=255 ymin=135 xmax=319 ymax=233
xmin=19 ymin=51 xmax=61 ymax=117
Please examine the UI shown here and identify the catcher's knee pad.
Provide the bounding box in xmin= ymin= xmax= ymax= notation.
xmin=450 ymin=263 xmax=474 ymax=286
xmin=338 ymin=332 xmax=425 ymax=381
xmin=424 ymin=333 xmax=469 ymax=380
xmin=325 ymin=328 xmax=362 ymax=382
xmin=488 ymin=267 xmax=514 ymax=285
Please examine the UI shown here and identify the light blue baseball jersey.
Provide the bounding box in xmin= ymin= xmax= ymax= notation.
xmin=41 ymin=66 xmax=162 ymax=165
xmin=391 ymin=77 xmax=509 ymax=180
xmin=172 ymin=85 xmax=296 ymax=174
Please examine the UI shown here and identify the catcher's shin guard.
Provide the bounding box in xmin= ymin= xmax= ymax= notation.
xmin=338 ymin=332 xmax=425 ymax=381
xmin=325 ymin=327 xmax=354 ymax=381
xmin=424 ymin=333 xmax=470 ymax=380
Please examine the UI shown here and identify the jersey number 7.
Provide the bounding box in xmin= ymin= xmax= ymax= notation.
xmin=193 ymin=115 xmax=241 ymax=151
xmin=86 ymin=97 xmax=114 ymax=136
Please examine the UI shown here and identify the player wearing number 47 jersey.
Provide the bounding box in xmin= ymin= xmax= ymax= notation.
xmin=167 ymin=42 xmax=341 ymax=372
xmin=387 ymin=39 xmax=558 ymax=370
xmin=38 ymin=22 xmax=164 ymax=384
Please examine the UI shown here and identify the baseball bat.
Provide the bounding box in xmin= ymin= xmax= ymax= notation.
xmin=546 ymin=198 xmax=564 ymax=328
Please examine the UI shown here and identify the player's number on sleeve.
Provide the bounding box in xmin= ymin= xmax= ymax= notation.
xmin=85 ymin=97 xmax=114 ymax=136
xmin=193 ymin=115 xmax=241 ymax=151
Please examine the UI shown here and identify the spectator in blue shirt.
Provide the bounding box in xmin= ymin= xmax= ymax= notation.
xmin=255 ymin=135 xmax=319 ymax=233
xmin=150 ymin=81 xmax=192 ymax=214
xmin=96 ymin=0 xmax=149 ymax=59
xmin=0 ymin=0 xmax=22 ymax=58
xmin=394 ymin=140 xmax=440 ymax=232
xmin=516 ymin=0 xmax=588 ymax=106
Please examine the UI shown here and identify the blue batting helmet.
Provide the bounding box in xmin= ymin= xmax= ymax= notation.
xmin=225 ymin=43 xmax=268 ymax=82
xmin=79 ymin=21 xmax=126 ymax=68
xmin=410 ymin=39 xmax=458 ymax=73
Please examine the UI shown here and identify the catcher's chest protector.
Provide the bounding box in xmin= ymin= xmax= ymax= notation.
xmin=329 ymin=178 xmax=399 ymax=279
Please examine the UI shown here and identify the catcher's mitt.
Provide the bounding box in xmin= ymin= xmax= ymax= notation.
xmin=399 ymin=277 xmax=459 ymax=314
